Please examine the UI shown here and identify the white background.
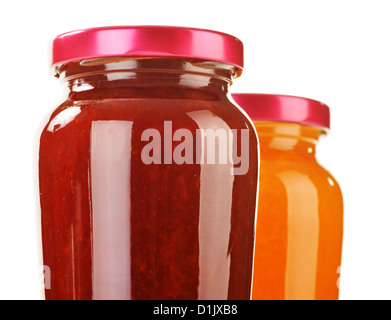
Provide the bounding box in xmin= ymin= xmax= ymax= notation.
xmin=0 ymin=0 xmax=390 ymax=300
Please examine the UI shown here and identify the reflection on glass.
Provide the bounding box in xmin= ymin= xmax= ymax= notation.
xmin=90 ymin=120 xmax=133 ymax=300
xmin=188 ymin=110 xmax=234 ymax=299
xmin=277 ymin=171 xmax=319 ymax=300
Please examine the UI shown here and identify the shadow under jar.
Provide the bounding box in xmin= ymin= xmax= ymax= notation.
xmin=39 ymin=26 xmax=259 ymax=300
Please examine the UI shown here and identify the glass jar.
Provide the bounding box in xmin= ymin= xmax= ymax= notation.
xmin=39 ymin=26 xmax=259 ymax=300
xmin=232 ymin=94 xmax=343 ymax=300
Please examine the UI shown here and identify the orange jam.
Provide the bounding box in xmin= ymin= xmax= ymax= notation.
xmin=252 ymin=122 xmax=343 ymax=300
xmin=231 ymin=93 xmax=344 ymax=300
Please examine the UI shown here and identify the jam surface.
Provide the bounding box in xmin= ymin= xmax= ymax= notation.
xmin=251 ymin=123 xmax=343 ymax=300
xmin=39 ymin=75 xmax=258 ymax=299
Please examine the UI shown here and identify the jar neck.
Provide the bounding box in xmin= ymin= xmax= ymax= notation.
xmin=56 ymin=57 xmax=238 ymax=100
xmin=254 ymin=122 xmax=325 ymax=161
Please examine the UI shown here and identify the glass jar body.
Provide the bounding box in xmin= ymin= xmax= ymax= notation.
xmin=252 ymin=122 xmax=343 ymax=300
xmin=38 ymin=58 xmax=259 ymax=300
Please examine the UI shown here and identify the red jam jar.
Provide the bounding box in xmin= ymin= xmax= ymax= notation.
xmin=232 ymin=94 xmax=343 ymax=300
xmin=38 ymin=26 xmax=259 ymax=300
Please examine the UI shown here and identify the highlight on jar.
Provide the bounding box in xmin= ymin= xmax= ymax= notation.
xmin=38 ymin=26 xmax=259 ymax=300
xmin=232 ymin=93 xmax=344 ymax=300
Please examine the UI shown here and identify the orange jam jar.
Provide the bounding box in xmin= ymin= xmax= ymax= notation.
xmin=232 ymin=94 xmax=343 ymax=300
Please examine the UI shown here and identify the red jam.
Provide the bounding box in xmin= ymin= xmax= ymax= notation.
xmin=39 ymin=55 xmax=258 ymax=299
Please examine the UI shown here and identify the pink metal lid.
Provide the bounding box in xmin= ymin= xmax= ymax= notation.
xmin=231 ymin=93 xmax=330 ymax=131
xmin=51 ymin=26 xmax=244 ymax=73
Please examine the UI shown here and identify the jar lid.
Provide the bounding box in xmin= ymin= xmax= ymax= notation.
xmin=51 ymin=25 xmax=244 ymax=74
xmin=231 ymin=93 xmax=330 ymax=131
